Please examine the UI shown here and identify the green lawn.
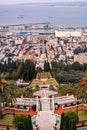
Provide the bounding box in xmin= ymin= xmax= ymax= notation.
xmin=78 ymin=110 xmax=87 ymax=121
xmin=36 ymin=72 xmax=52 ymax=79
xmin=0 ymin=114 xmax=13 ymax=125
xmin=79 ymin=128 xmax=87 ymax=130
xmin=30 ymin=80 xmax=43 ymax=88
xmin=30 ymin=72 xmax=58 ymax=88
xmin=31 ymin=79 xmax=58 ymax=87
xmin=47 ymin=79 xmax=59 ymax=87
xmin=30 ymin=78 xmax=59 ymax=88
xmin=40 ymin=72 xmax=52 ymax=79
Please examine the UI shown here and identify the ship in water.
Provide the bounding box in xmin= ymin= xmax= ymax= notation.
xmin=17 ymin=15 xmax=24 ymax=19
xmin=48 ymin=16 xmax=53 ymax=18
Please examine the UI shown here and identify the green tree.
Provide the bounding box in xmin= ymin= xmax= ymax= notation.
xmin=44 ymin=61 xmax=50 ymax=72
xmin=13 ymin=114 xmax=33 ymax=130
xmin=6 ymin=125 xmax=10 ymax=130
xmin=51 ymin=61 xmax=65 ymax=72
xmin=60 ymin=112 xmax=65 ymax=130
xmin=0 ymin=103 xmax=3 ymax=119
xmin=76 ymin=77 xmax=87 ymax=103
xmin=17 ymin=62 xmax=25 ymax=79
xmin=23 ymin=60 xmax=35 ymax=81
xmin=82 ymin=63 xmax=87 ymax=72
xmin=27 ymin=115 xmax=33 ymax=130
xmin=60 ymin=111 xmax=78 ymax=130
xmin=0 ymin=78 xmax=7 ymax=92
xmin=17 ymin=60 xmax=36 ymax=81
xmin=17 ymin=122 xmax=23 ymax=130
xmin=13 ymin=114 xmax=27 ymax=127
xmin=65 ymin=85 xmax=74 ymax=95
xmin=23 ymin=118 xmax=28 ymax=130
xmin=51 ymin=61 xmax=58 ymax=71
xmin=71 ymin=62 xmax=82 ymax=71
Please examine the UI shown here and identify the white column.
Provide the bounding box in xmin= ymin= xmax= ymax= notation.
xmin=36 ymin=96 xmax=39 ymax=112
xmin=52 ymin=96 xmax=55 ymax=111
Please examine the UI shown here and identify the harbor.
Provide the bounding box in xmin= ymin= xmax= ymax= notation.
xmin=0 ymin=22 xmax=87 ymax=36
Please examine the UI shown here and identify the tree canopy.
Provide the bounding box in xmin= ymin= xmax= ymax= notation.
xmin=13 ymin=114 xmax=33 ymax=130
xmin=60 ymin=111 xmax=79 ymax=130
xmin=51 ymin=61 xmax=87 ymax=72
xmin=0 ymin=77 xmax=7 ymax=92
xmin=17 ymin=60 xmax=36 ymax=81
xmin=44 ymin=61 xmax=50 ymax=72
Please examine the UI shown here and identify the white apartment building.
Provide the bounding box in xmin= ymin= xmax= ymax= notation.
xmin=74 ymin=53 xmax=87 ymax=64
xmin=55 ymin=29 xmax=82 ymax=38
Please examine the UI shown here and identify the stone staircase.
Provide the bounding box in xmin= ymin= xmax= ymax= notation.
xmin=36 ymin=89 xmax=56 ymax=130
xmin=41 ymin=99 xmax=50 ymax=111
xmin=36 ymin=111 xmax=56 ymax=130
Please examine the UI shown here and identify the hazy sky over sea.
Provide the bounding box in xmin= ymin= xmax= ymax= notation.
xmin=0 ymin=0 xmax=87 ymax=5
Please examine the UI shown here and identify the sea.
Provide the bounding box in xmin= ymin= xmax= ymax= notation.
xmin=0 ymin=4 xmax=87 ymax=27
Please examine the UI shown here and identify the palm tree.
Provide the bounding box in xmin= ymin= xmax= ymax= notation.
xmin=18 ymin=90 xmax=25 ymax=97
xmin=0 ymin=77 xmax=7 ymax=92
xmin=80 ymin=77 xmax=87 ymax=86
xmin=75 ymin=77 xmax=87 ymax=103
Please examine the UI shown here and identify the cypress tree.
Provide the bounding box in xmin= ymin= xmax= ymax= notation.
xmin=17 ymin=122 xmax=23 ymax=130
xmin=44 ymin=61 xmax=50 ymax=72
xmin=68 ymin=120 xmax=72 ymax=130
xmin=60 ymin=111 xmax=79 ymax=130
xmin=0 ymin=105 xmax=3 ymax=119
xmin=60 ymin=112 xmax=65 ymax=130
xmin=63 ymin=115 xmax=69 ymax=130
xmin=23 ymin=118 xmax=27 ymax=130
xmin=27 ymin=115 xmax=33 ymax=130
xmin=6 ymin=125 xmax=9 ymax=130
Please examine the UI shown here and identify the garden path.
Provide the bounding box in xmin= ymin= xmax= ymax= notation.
xmin=36 ymin=89 xmax=56 ymax=130
xmin=36 ymin=111 xmax=56 ymax=130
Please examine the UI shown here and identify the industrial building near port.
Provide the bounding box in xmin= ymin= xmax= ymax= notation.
xmin=55 ymin=29 xmax=82 ymax=37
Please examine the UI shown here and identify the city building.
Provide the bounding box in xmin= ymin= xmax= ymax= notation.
xmin=55 ymin=29 xmax=82 ymax=37
xmin=74 ymin=53 xmax=87 ymax=64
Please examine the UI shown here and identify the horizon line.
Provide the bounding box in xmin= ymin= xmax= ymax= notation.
xmin=0 ymin=1 xmax=87 ymax=5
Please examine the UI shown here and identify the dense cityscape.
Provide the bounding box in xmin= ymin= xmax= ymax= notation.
xmin=0 ymin=1 xmax=87 ymax=130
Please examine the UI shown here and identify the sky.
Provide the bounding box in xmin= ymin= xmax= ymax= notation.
xmin=0 ymin=0 xmax=86 ymax=5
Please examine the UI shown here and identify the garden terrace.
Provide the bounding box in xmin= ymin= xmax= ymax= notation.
xmin=47 ymin=79 xmax=59 ymax=87
xmin=54 ymin=104 xmax=87 ymax=128
xmin=30 ymin=72 xmax=59 ymax=88
xmin=0 ymin=125 xmax=16 ymax=130
xmin=78 ymin=110 xmax=87 ymax=121
xmin=0 ymin=114 xmax=13 ymax=125
xmin=78 ymin=128 xmax=87 ymax=130
xmin=30 ymin=78 xmax=59 ymax=88
xmin=54 ymin=104 xmax=87 ymax=116
xmin=36 ymin=72 xmax=52 ymax=79
xmin=0 ymin=107 xmax=37 ymax=128
xmin=30 ymin=79 xmax=43 ymax=88
xmin=2 ymin=107 xmax=37 ymax=117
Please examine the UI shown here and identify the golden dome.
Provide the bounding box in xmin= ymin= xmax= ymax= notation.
xmin=40 ymin=54 xmax=46 ymax=59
